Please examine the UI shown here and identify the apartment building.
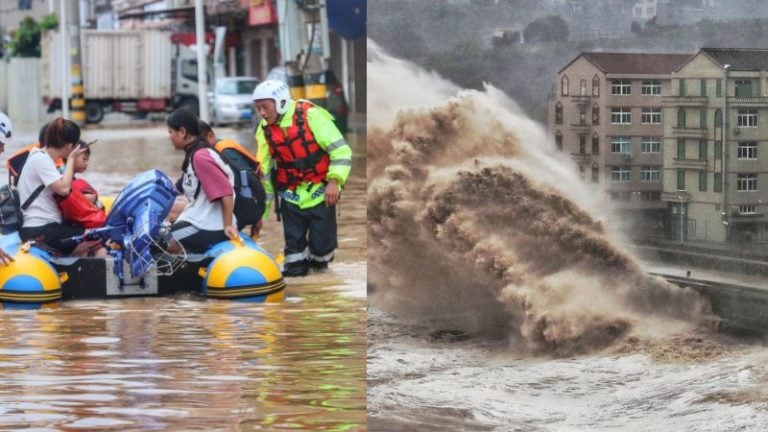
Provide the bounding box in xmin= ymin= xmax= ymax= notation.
xmin=664 ymin=48 xmax=768 ymax=243
xmin=548 ymin=52 xmax=691 ymax=236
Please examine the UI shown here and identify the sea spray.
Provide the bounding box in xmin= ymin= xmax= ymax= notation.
xmin=368 ymin=42 xmax=713 ymax=355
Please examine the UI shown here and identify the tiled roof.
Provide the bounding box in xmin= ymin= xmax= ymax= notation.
xmin=580 ymin=52 xmax=692 ymax=74
xmin=700 ymin=48 xmax=768 ymax=71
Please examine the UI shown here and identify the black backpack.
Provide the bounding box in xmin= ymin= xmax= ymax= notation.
xmin=193 ymin=142 xmax=266 ymax=230
xmin=0 ymin=183 xmax=44 ymax=234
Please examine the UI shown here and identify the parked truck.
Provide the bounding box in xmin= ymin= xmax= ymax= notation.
xmin=41 ymin=30 xmax=202 ymax=123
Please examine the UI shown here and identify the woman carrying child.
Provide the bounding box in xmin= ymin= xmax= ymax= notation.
xmin=17 ymin=117 xmax=104 ymax=257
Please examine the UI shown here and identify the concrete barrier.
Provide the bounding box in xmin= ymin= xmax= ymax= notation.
xmin=0 ymin=59 xmax=7 ymax=112
xmin=7 ymin=57 xmax=43 ymax=123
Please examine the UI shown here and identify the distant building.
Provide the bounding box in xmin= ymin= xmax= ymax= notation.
xmin=632 ymin=0 xmax=658 ymax=22
xmin=663 ymin=48 xmax=768 ymax=243
xmin=548 ymin=52 xmax=692 ymax=238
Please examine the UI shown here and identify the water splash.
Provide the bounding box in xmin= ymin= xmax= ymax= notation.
xmin=367 ymin=41 xmax=712 ymax=356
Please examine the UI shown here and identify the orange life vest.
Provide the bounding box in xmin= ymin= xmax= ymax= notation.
xmin=263 ymin=101 xmax=330 ymax=191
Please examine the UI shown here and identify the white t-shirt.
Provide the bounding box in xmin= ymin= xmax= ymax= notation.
xmin=177 ymin=148 xmax=236 ymax=231
xmin=17 ymin=148 xmax=63 ymax=227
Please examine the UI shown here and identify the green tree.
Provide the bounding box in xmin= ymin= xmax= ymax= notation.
xmin=9 ymin=14 xmax=58 ymax=58
xmin=523 ymin=15 xmax=569 ymax=43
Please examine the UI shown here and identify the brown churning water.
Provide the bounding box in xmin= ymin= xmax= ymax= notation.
xmin=367 ymin=42 xmax=713 ymax=356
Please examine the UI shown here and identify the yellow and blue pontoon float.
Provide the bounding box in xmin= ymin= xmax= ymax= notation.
xmin=0 ymin=170 xmax=285 ymax=307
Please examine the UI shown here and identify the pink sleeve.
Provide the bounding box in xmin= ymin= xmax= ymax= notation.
xmin=192 ymin=150 xmax=233 ymax=202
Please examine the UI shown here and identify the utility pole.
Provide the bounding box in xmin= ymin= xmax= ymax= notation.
xmin=194 ymin=0 xmax=209 ymax=122
xmin=60 ymin=0 xmax=85 ymax=124
xmin=277 ymin=0 xmax=329 ymax=106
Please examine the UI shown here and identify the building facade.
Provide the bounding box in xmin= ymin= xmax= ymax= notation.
xmin=548 ymin=52 xmax=691 ymax=238
xmin=664 ymin=48 xmax=768 ymax=243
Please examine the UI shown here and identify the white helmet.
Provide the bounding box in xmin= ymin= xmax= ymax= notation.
xmin=0 ymin=111 xmax=12 ymax=143
xmin=252 ymin=79 xmax=292 ymax=115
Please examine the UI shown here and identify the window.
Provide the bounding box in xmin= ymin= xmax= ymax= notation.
xmin=677 ymin=170 xmax=685 ymax=190
xmin=714 ymin=172 xmax=723 ymax=192
xmin=592 ymin=134 xmax=599 ymax=154
xmin=677 ymin=139 xmax=686 ymax=159
xmin=641 ymin=108 xmax=662 ymax=124
xmin=555 ymin=102 xmax=563 ymax=124
xmin=700 ymin=79 xmax=707 ymax=97
xmin=640 ymin=191 xmax=661 ymax=201
xmin=591 ymin=164 xmax=599 ymax=182
xmin=610 ymin=167 xmax=631 ymax=182
xmin=641 ymin=137 xmax=661 ymax=153
xmin=579 ymin=165 xmax=586 ymax=178
xmin=18 ymin=0 xmax=32 ymax=9
xmin=611 ymin=80 xmax=632 ymax=95
xmin=180 ymin=59 xmax=199 ymax=82
xmin=737 ymin=173 xmax=758 ymax=191
xmin=700 ymin=109 xmax=707 ymax=128
xmin=592 ymin=103 xmax=599 ymax=125
xmin=592 ymin=76 xmax=600 ymax=96
xmin=555 ymin=131 xmax=563 ymax=151
xmin=716 ymin=79 xmax=722 ymax=97
xmin=561 ymin=75 xmax=569 ymax=96
xmin=579 ymin=106 xmax=587 ymax=125
xmin=580 ymin=79 xmax=587 ymax=96
xmin=715 ymin=109 xmax=722 ymax=127
xmin=579 ymin=135 xmax=587 ymax=154
xmin=738 ymin=142 xmax=758 ymax=160
xmin=737 ymin=109 xmax=757 ymax=128
xmin=611 ymin=137 xmax=631 ymax=154
xmin=739 ymin=205 xmax=757 ymax=215
xmin=735 ymin=79 xmax=753 ymax=98
xmin=611 ymin=108 xmax=631 ymax=124
xmin=699 ymin=171 xmax=707 ymax=191
xmin=715 ymin=140 xmax=722 ymax=160
xmin=677 ymin=108 xmax=686 ymax=127
xmin=641 ymin=166 xmax=661 ymax=182
xmin=699 ymin=140 xmax=707 ymax=160
xmin=641 ymin=80 xmax=661 ymax=95
xmin=679 ymin=79 xmax=686 ymax=96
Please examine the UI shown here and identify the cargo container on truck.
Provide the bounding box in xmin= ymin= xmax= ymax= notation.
xmin=41 ymin=30 xmax=203 ymax=123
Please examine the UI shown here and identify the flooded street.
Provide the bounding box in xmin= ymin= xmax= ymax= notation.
xmin=0 ymin=120 xmax=366 ymax=430
xmin=367 ymin=43 xmax=768 ymax=431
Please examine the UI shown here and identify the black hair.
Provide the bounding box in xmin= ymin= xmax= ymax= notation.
xmin=198 ymin=120 xmax=213 ymax=136
xmin=77 ymin=139 xmax=91 ymax=156
xmin=167 ymin=108 xmax=200 ymax=136
xmin=38 ymin=122 xmax=49 ymax=146
xmin=44 ymin=117 xmax=80 ymax=149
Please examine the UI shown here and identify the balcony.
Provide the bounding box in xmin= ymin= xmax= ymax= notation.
xmin=570 ymin=152 xmax=590 ymax=163
xmin=672 ymin=157 xmax=707 ymax=170
xmin=570 ymin=95 xmax=592 ymax=103
xmin=661 ymin=191 xmax=691 ymax=203
xmin=569 ymin=123 xmax=591 ymax=132
xmin=662 ymin=96 xmax=708 ymax=106
xmin=671 ymin=126 xmax=708 ymax=138
xmin=728 ymin=96 xmax=768 ymax=107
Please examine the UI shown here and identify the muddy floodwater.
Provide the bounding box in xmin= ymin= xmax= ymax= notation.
xmin=0 ymin=122 xmax=366 ymax=431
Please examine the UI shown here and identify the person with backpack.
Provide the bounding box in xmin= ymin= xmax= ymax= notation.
xmin=252 ymin=80 xmax=352 ymax=277
xmin=166 ymin=108 xmax=238 ymax=254
xmin=199 ymin=120 xmax=266 ymax=238
xmin=16 ymin=117 xmax=104 ymax=257
xmin=0 ymin=111 xmax=16 ymax=265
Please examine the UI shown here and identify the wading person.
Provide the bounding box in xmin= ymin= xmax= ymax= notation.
xmin=17 ymin=117 xmax=104 ymax=257
xmin=166 ymin=108 xmax=238 ymax=254
xmin=252 ymin=80 xmax=352 ymax=276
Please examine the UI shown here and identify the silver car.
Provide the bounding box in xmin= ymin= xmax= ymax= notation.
xmin=208 ymin=77 xmax=259 ymax=126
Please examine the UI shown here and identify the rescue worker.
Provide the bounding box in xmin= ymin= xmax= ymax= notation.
xmin=252 ymin=79 xmax=352 ymax=276
xmin=0 ymin=111 xmax=15 ymax=265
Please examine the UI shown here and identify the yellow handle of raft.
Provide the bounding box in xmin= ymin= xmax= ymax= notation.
xmin=58 ymin=272 xmax=69 ymax=283
xmin=198 ymin=267 xmax=208 ymax=279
